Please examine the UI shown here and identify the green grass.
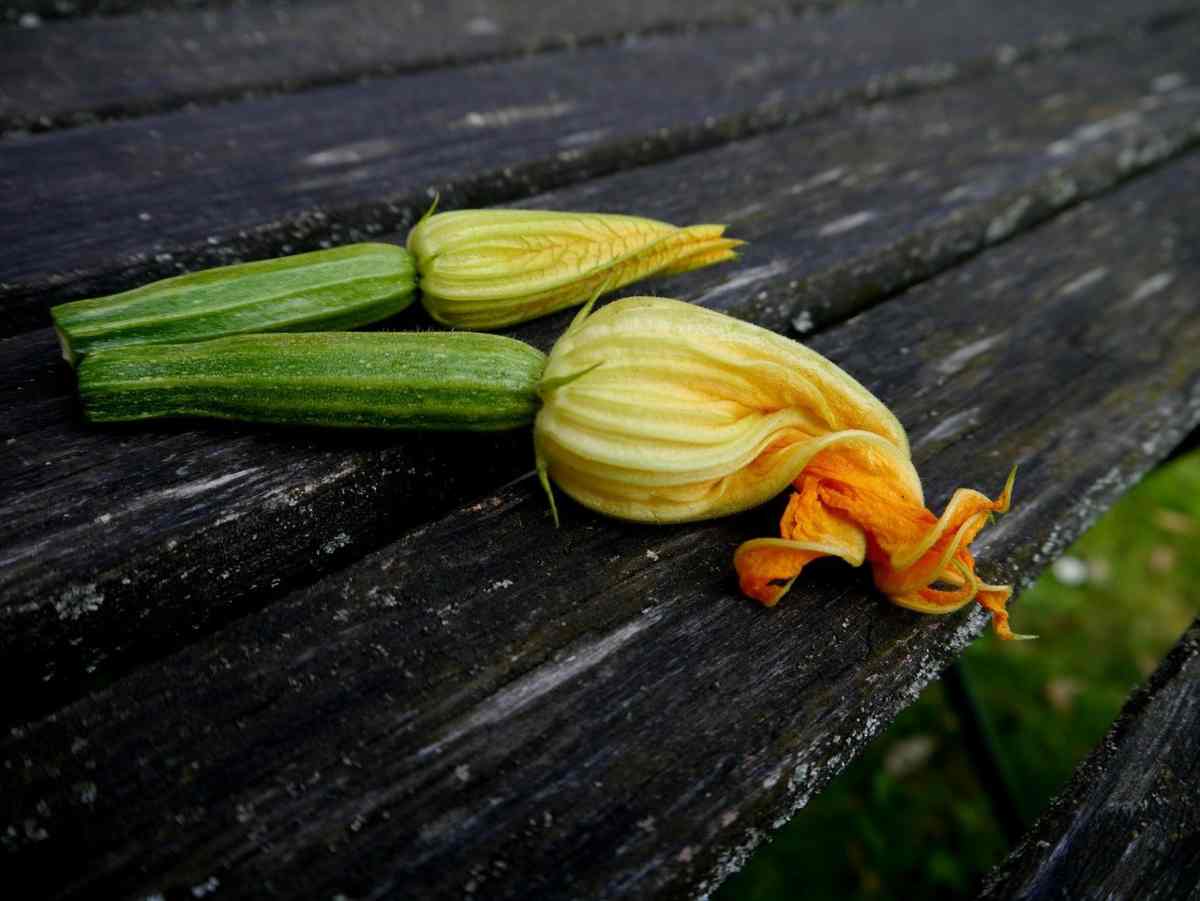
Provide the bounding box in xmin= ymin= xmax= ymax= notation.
xmin=717 ymin=451 xmax=1200 ymax=901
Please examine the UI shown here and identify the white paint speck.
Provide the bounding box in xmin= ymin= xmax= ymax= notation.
xmin=644 ymin=550 xmax=660 ymax=562
xmin=321 ymin=532 xmax=351 ymax=555
xmin=1131 ymin=272 xmax=1174 ymax=302
xmin=557 ymin=128 xmax=612 ymax=148
xmin=455 ymin=764 xmax=471 ymax=783
xmin=18 ymin=12 xmax=41 ymax=28
xmin=302 ymin=138 xmax=403 ymax=168
xmin=694 ymin=260 xmax=791 ymax=308
xmin=791 ymin=309 xmax=814 ymax=335
xmin=1058 ymin=267 xmax=1108 ymax=296
xmin=456 ymin=101 xmax=575 ymax=129
xmin=787 ymin=167 xmax=845 ymax=195
xmin=818 ymin=210 xmax=877 ymax=237
xmin=464 ymin=16 xmax=500 ymax=35
xmin=995 ymin=44 xmax=1019 ymax=66
xmin=985 ymin=196 xmax=1032 ymax=243
xmin=936 ymin=335 xmax=1003 ymax=375
xmin=942 ymin=183 xmax=976 ymax=203
xmin=1075 ymin=112 xmax=1140 ymax=143
xmin=915 ymin=406 xmax=982 ymax=450
xmin=191 ymin=877 xmax=219 ymax=898
xmin=1152 ymin=73 xmax=1186 ymax=93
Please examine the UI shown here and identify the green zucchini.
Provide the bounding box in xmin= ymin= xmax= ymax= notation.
xmin=52 ymin=243 xmax=417 ymax=365
xmin=77 ymin=332 xmax=547 ymax=431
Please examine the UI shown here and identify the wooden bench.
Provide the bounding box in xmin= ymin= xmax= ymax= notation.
xmin=2 ymin=1 xmax=1199 ymax=897
xmin=979 ymin=619 xmax=1200 ymax=900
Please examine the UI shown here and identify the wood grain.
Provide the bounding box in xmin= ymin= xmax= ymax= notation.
xmin=2 ymin=0 xmax=1193 ymax=334
xmin=2 ymin=0 xmax=273 ymax=25
xmin=3 ymin=147 xmax=1200 ymax=901
xmin=5 ymin=27 xmax=1200 ymax=725
xmin=0 ymin=0 xmax=808 ymax=131
xmin=979 ymin=620 xmax=1200 ymax=901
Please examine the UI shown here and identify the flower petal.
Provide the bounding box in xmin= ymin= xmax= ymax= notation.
xmin=736 ymin=475 xmax=867 ymax=605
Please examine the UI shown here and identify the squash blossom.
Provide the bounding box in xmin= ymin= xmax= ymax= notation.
xmin=534 ymin=296 xmax=1023 ymax=639
xmin=407 ymin=209 xmax=741 ymax=330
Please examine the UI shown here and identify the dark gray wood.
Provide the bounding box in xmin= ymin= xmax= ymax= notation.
xmin=979 ymin=620 xmax=1200 ymax=901
xmin=2 ymin=1 xmax=272 ymax=25
xmin=3 ymin=145 xmax=1200 ymax=901
xmin=2 ymin=0 xmax=1192 ymax=334
xmin=0 ymin=0 xmax=807 ymax=132
xmin=5 ymin=26 xmax=1200 ymax=725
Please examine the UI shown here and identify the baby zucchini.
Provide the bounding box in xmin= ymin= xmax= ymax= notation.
xmin=52 ymin=243 xmax=417 ymax=365
xmin=77 ymin=332 xmax=547 ymax=431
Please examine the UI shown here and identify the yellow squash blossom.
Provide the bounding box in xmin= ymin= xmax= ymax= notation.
xmin=407 ymin=209 xmax=740 ymax=330
xmin=534 ymin=296 xmax=1022 ymax=639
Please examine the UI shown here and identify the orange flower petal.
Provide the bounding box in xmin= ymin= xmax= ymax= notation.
xmin=735 ymin=447 xmax=1021 ymax=639
xmin=736 ymin=477 xmax=867 ymax=605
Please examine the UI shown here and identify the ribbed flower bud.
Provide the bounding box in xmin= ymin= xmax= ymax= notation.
xmin=534 ymin=296 xmax=1022 ymax=638
xmin=407 ymin=209 xmax=740 ymax=330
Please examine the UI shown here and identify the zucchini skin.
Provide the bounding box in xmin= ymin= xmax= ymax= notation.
xmin=52 ymin=244 xmax=417 ymax=365
xmin=77 ymin=332 xmax=547 ymax=431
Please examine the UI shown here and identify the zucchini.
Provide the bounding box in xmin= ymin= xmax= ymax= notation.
xmin=52 ymin=243 xmax=417 ymax=365
xmin=77 ymin=332 xmax=547 ymax=431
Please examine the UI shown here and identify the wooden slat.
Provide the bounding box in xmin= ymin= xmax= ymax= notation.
xmin=3 ymin=150 xmax=1200 ymax=900
xmin=2 ymin=1 xmax=264 ymax=25
xmin=1 ymin=0 xmax=1192 ymax=334
xmin=4 ymin=25 xmax=1200 ymax=725
xmin=979 ymin=620 xmax=1200 ymax=901
xmin=0 ymin=0 xmax=809 ymax=132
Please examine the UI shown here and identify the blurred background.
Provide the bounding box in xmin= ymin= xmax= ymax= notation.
xmin=719 ymin=450 xmax=1200 ymax=900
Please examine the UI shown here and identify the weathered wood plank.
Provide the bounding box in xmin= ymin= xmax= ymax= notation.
xmin=4 ymin=28 xmax=1200 ymax=725
xmin=0 ymin=0 xmax=810 ymax=132
xmin=2 ymin=1 xmax=269 ymax=25
xmin=2 ymin=0 xmax=1192 ymax=334
xmin=3 ymin=145 xmax=1200 ymax=901
xmin=978 ymin=620 xmax=1200 ymax=901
